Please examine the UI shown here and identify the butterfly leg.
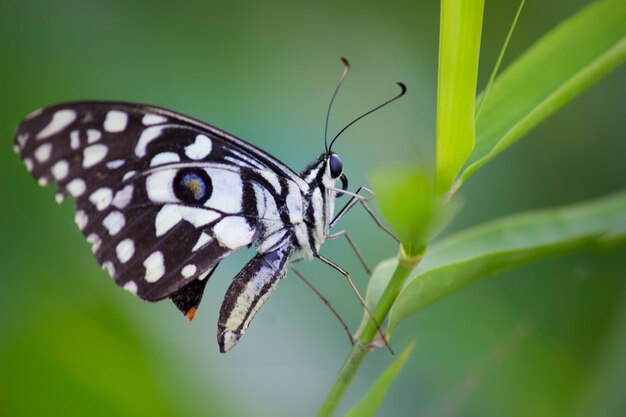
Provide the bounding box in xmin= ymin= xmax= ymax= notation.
xmin=217 ymin=244 xmax=293 ymax=353
xmin=315 ymin=254 xmax=394 ymax=354
xmin=331 ymin=186 xmax=399 ymax=242
xmin=291 ymin=267 xmax=354 ymax=345
xmin=327 ymin=230 xmax=372 ymax=275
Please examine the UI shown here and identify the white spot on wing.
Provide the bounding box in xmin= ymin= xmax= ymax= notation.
xmin=286 ymin=182 xmax=303 ymax=223
xmin=87 ymin=233 xmax=102 ymax=253
xmin=253 ymin=184 xmax=267 ymax=219
xmin=205 ymin=168 xmax=242 ymax=213
xmin=106 ymin=159 xmax=125 ymax=169
xmin=192 ymin=232 xmax=212 ymax=252
xmin=23 ymin=158 xmax=34 ymax=172
xmin=143 ymin=251 xmax=165 ymax=282
xmin=104 ymin=110 xmax=128 ymax=132
xmin=36 ymin=109 xmax=76 ymax=139
xmin=155 ymin=204 xmax=183 ymax=237
xmin=142 ymin=114 xmax=167 ymax=125
xmin=89 ymin=187 xmax=113 ymax=211
xmin=51 ymin=160 xmax=69 ymax=180
xmin=123 ymin=170 xmax=136 ymax=181
xmin=213 ymin=216 xmax=255 ymax=249
xmin=146 ymin=170 xmax=176 ymax=202
xmin=155 ymin=204 xmax=220 ymax=237
xmin=261 ymin=186 xmax=280 ymax=220
xmin=112 ymin=185 xmax=133 ymax=209
xmin=67 ymin=178 xmax=86 ymax=197
xmin=38 ymin=177 xmax=48 ymax=186
xmin=103 ymin=210 xmax=125 ymax=235
xmin=179 ymin=206 xmax=220 ymax=227
xmin=83 ymin=144 xmax=108 ymax=168
xmin=87 ymin=129 xmax=102 ymax=143
xmin=181 ymin=264 xmax=197 ymax=278
xmin=260 ymin=171 xmax=282 ymax=194
xmin=150 ymin=152 xmax=180 ymax=166
xmin=135 ymin=125 xmax=166 ymax=157
xmin=34 ymin=143 xmax=52 ymax=162
xmin=17 ymin=133 xmax=29 ymax=147
xmin=55 ymin=193 xmax=64 ymax=204
xmin=74 ymin=210 xmax=88 ymax=230
xmin=70 ymin=130 xmax=80 ymax=149
xmin=198 ymin=268 xmax=213 ymax=280
xmin=123 ymin=281 xmax=138 ymax=295
xmin=102 ymin=261 xmax=115 ymax=277
xmin=185 ymin=134 xmax=212 ymax=160
xmin=116 ymin=239 xmax=135 ymax=263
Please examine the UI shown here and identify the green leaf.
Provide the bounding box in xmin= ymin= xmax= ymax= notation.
xmin=475 ymin=0 xmax=525 ymax=119
xmin=345 ymin=341 xmax=416 ymax=417
xmin=387 ymin=189 xmax=626 ymax=329
xmin=435 ymin=0 xmax=485 ymax=195
xmin=460 ymin=0 xmax=626 ymax=185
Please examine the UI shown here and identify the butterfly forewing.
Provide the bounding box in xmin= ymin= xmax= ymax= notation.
xmin=13 ymin=102 xmax=288 ymax=301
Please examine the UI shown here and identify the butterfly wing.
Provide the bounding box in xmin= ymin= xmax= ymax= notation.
xmin=13 ymin=101 xmax=297 ymax=302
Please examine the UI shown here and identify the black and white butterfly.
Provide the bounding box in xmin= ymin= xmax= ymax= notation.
xmin=13 ymin=60 xmax=404 ymax=352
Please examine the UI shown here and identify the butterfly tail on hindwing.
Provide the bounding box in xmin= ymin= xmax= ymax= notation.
xmin=170 ymin=264 xmax=220 ymax=320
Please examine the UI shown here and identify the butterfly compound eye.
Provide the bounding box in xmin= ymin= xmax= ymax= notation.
xmin=329 ymin=154 xmax=343 ymax=179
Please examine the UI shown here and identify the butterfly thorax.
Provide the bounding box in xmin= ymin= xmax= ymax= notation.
xmin=248 ymin=155 xmax=334 ymax=261
xmin=295 ymin=155 xmax=337 ymax=258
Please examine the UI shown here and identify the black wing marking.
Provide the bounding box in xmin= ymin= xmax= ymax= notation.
xmin=170 ymin=264 xmax=218 ymax=320
xmin=13 ymin=101 xmax=292 ymax=302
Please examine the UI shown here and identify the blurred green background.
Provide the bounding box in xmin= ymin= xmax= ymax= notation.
xmin=1 ymin=0 xmax=625 ymax=416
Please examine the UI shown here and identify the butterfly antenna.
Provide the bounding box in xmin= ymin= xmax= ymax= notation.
xmin=324 ymin=57 xmax=351 ymax=153
xmin=329 ymin=81 xmax=407 ymax=152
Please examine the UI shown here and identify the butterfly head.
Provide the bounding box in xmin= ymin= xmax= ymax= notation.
xmin=327 ymin=153 xmax=348 ymax=195
xmin=302 ymin=152 xmax=348 ymax=193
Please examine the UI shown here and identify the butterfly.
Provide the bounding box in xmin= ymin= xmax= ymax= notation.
xmin=12 ymin=59 xmax=405 ymax=352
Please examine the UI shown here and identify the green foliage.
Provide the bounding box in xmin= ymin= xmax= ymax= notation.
xmin=389 ymin=189 xmax=626 ymax=329
xmin=460 ymin=0 xmax=626 ymax=185
xmin=345 ymin=341 xmax=416 ymax=417
xmin=0 ymin=303 xmax=177 ymax=417
xmin=318 ymin=1 xmax=626 ymax=415
xmin=434 ymin=0 xmax=484 ymax=195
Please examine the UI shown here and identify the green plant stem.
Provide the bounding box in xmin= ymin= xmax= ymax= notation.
xmin=316 ymin=248 xmax=423 ymax=417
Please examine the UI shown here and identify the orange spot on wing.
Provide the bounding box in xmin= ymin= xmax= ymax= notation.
xmin=185 ymin=307 xmax=197 ymax=321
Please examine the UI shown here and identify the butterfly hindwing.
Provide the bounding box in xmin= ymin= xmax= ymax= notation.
xmin=13 ymin=101 xmax=287 ymax=301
